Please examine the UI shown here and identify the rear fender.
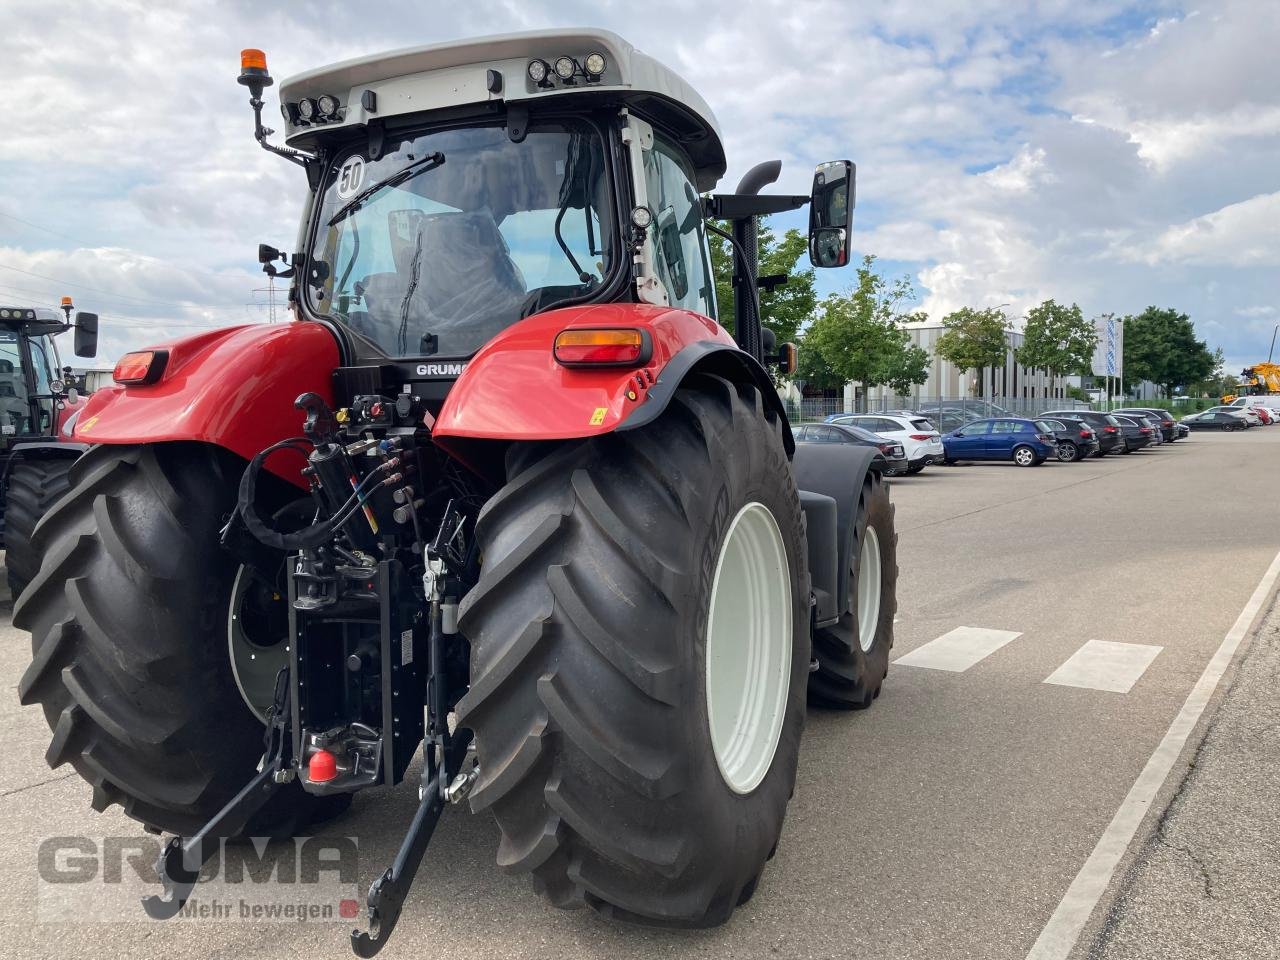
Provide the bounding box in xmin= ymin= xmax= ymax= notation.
xmin=71 ymin=323 xmax=339 ymax=486
xmin=431 ymin=303 xmax=794 ymax=472
xmin=431 ymin=303 xmax=736 ymax=443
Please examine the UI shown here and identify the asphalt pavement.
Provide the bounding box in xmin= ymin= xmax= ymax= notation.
xmin=1 ymin=428 xmax=1277 ymax=959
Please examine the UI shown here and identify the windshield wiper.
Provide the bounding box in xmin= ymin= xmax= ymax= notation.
xmin=328 ymin=151 xmax=446 ymax=227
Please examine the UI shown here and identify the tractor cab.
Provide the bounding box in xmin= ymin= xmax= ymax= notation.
xmin=0 ymin=301 xmax=97 ymax=445
xmin=240 ymin=30 xmax=850 ymax=402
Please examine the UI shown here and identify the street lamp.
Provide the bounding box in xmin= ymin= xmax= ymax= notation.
xmin=1268 ymin=324 xmax=1278 ymax=365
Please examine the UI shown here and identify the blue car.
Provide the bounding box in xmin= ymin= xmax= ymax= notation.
xmin=942 ymin=417 xmax=1058 ymax=467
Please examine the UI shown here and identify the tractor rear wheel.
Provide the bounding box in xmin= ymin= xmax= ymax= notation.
xmin=807 ymin=472 xmax=898 ymax=708
xmin=14 ymin=442 xmax=347 ymax=836
xmin=457 ymin=375 xmax=809 ymax=927
xmin=5 ymin=456 xmax=75 ymax=599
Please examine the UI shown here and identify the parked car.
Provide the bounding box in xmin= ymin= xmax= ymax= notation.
xmin=828 ymin=413 xmax=945 ymax=474
xmin=1249 ymin=405 xmax=1273 ymax=424
xmin=1181 ymin=410 xmax=1249 ymax=431
xmin=1176 ymin=421 xmax=1190 ymax=438
xmin=1112 ymin=407 xmax=1178 ymax=442
xmin=1205 ymin=404 xmax=1260 ymax=426
xmin=1040 ymin=409 xmax=1126 ymax=456
xmin=794 ymin=422 xmax=909 ymax=475
xmin=1035 ymin=418 xmax=1099 ymax=462
xmin=942 ymin=417 xmax=1057 ymax=467
xmin=1111 ymin=414 xmax=1156 ymax=452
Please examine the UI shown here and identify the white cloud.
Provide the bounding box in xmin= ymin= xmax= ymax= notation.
xmin=1121 ymin=192 xmax=1280 ymax=267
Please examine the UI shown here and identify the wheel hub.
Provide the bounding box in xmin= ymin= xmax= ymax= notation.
xmin=228 ymin=564 xmax=291 ymax=723
xmin=705 ymin=502 xmax=792 ymax=795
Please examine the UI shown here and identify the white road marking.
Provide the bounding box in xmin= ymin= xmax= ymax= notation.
xmin=892 ymin=626 xmax=1022 ymax=673
xmin=1027 ymin=546 xmax=1280 ymax=960
xmin=1043 ymin=640 xmax=1163 ymax=694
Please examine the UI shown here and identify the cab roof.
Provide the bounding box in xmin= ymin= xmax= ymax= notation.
xmin=278 ymin=29 xmax=726 ymax=190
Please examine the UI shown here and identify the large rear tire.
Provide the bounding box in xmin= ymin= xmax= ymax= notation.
xmin=14 ymin=443 xmax=347 ymax=835
xmin=457 ymin=375 xmax=809 ymax=927
xmin=5 ymin=456 xmax=75 ymax=599
xmin=807 ymin=472 xmax=897 ymax=709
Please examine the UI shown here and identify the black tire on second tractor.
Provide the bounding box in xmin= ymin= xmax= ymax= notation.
xmin=456 ymin=374 xmax=810 ymax=927
xmin=14 ymin=442 xmax=348 ymax=836
xmin=5 ymin=456 xmax=75 ymax=599
xmin=807 ymin=471 xmax=898 ymax=709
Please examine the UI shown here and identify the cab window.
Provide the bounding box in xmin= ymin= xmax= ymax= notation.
xmin=642 ymin=132 xmax=715 ymax=318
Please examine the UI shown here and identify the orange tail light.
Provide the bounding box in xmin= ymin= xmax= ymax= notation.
xmin=553 ymin=329 xmax=650 ymax=367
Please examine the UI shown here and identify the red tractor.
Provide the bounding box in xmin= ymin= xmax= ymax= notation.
xmin=0 ymin=297 xmax=98 ymax=596
xmin=16 ymin=31 xmax=897 ymax=954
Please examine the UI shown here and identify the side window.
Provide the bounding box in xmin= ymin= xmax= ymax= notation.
xmin=991 ymin=421 xmax=1019 ymax=434
xmin=642 ymin=132 xmax=715 ymax=318
xmin=959 ymin=422 xmax=991 ymax=437
xmin=793 ymin=425 xmax=810 ymax=440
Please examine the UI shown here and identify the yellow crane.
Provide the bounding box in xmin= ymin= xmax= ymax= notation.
xmin=1223 ymin=362 xmax=1280 ymax=403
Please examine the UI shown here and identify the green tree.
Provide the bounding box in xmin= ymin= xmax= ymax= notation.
xmin=804 ymin=255 xmax=930 ymax=395
xmin=1122 ymin=307 xmax=1216 ymax=396
xmin=933 ymin=306 xmax=1011 ymax=396
xmin=1016 ymin=300 xmax=1098 ymax=378
xmin=794 ymin=335 xmax=845 ymax=390
xmin=707 ymin=221 xmax=816 ymax=347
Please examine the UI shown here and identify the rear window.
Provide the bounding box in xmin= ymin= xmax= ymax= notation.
xmin=1104 ymin=415 xmax=1122 ymax=426
xmin=910 ymin=418 xmax=935 ymax=431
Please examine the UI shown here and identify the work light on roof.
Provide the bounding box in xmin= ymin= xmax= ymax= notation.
xmin=554 ymin=56 xmax=577 ymax=80
xmin=317 ymin=94 xmax=339 ymax=119
xmin=297 ymin=97 xmax=316 ymax=121
xmin=527 ymin=58 xmax=551 ymax=85
xmin=583 ymin=52 xmax=606 ymax=78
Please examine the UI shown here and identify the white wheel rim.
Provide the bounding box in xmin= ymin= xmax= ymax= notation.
xmin=1017 ymin=448 xmax=1032 ymax=465
xmin=228 ymin=564 xmax=290 ymax=724
xmin=856 ymin=526 xmax=882 ymax=652
xmin=705 ymin=502 xmax=792 ymax=795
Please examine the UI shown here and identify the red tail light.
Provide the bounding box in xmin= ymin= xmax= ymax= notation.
xmin=113 ymin=350 xmax=169 ymax=385
xmin=554 ymin=328 xmax=650 ymax=367
xmin=1103 ymin=425 xmax=1118 ymax=433
xmin=878 ymin=443 xmax=893 ymax=454
xmin=1162 ymin=420 xmax=1172 ymax=426
xmin=1140 ymin=427 xmax=1151 ymax=434
xmin=1079 ymin=429 xmax=1090 ymax=438
xmin=908 ymin=433 xmax=932 ymax=441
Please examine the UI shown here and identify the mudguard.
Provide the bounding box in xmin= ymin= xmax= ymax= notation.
xmin=791 ymin=442 xmax=878 ymax=623
xmin=71 ymin=323 xmax=339 ymax=484
xmin=432 ymin=302 xmax=740 ymax=443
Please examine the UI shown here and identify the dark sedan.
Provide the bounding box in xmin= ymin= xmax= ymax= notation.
xmin=794 ymin=422 xmax=910 ymax=474
xmin=1040 ymin=409 xmax=1125 ymax=456
xmin=1111 ymin=414 xmax=1156 ymax=452
xmin=1181 ymin=410 xmax=1248 ymax=432
xmin=1035 ymin=418 xmax=1099 ymax=462
xmin=1113 ymin=407 xmax=1178 ymax=442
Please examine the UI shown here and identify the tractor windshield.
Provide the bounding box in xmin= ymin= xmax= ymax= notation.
xmin=306 ymin=119 xmax=617 ymax=358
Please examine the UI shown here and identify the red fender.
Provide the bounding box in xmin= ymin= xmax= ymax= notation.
xmin=72 ymin=323 xmax=339 ymax=484
xmin=432 ymin=302 xmax=733 ymax=443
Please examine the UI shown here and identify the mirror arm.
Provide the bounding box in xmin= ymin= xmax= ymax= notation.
xmin=702 ymin=193 xmax=809 ymax=220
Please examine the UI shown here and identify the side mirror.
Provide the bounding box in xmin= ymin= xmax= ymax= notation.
xmin=73 ymin=311 xmax=98 ymax=358
xmin=808 ymin=160 xmax=856 ymax=268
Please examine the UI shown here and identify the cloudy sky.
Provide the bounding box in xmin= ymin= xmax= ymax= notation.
xmin=2 ymin=0 xmax=1276 ymax=374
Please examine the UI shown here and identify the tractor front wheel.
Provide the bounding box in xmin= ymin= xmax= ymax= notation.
xmin=458 ymin=375 xmax=810 ymax=927
xmin=14 ymin=443 xmax=347 ymax=835
xmin=807 ymin=472 xmax=898 ymax=708
xmin=5 ymin=456 xmax=75 ymax=599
